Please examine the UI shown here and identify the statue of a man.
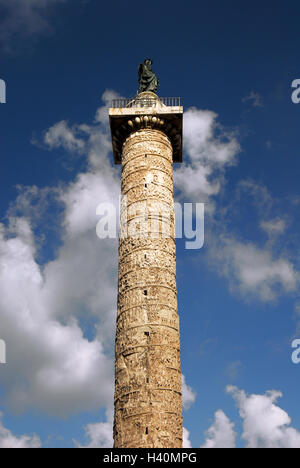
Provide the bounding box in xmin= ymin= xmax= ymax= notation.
xmin=138 ymin=59 xmax=159 ymax=94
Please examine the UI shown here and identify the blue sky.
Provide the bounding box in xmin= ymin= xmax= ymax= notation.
xmin=0 ymin=0 xmax=300 ymax=448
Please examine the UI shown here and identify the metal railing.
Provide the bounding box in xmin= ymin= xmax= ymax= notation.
xmin=111 ymin=97 xmax=181 ymax=108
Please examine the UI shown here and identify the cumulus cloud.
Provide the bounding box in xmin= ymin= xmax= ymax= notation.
xmin=208 ymin=234 xmax=298 ymax=302
xmin=0 ymin=0 xmax=66 ymax=51
xmin=228 ymin=386 xmax=300 ymax=448
xmin=3 ymin=89 xmax=298 ymax=446
xmin=0 ymin=413 xmax=41 ymax=448
xmin=202 ymin=387 xmax=300 ymax=448
xmin=44 ymin=121 xmax=86 ymax=153
xmin=0 ymin=215 xmax=114 ymax=416
xmin=181 ymin=376 xmax=196 ymax=448
xmin=76 ymin=420 xmax=113 ymax=448
xmin=201 ymin=410 xmax=236 ymax=448
xmin=0 ymin=92 xmax=121 ymax=416
xmin=174 ymin=107 xmax=240 ymax=204
xmin=42 ymin=89 xmax=120 ymax=170
xmin=77 ymin=384 xmax=300 ymax=449
xmin=183 ymin=427 xmax=192 ymax=448
xmin=182 ymin=375 xmax=197 ymax=410
xmin=75 ymin=408 xmax=114 ymax=449
xmin=1 ymin=88 xmax=203 ymax=445
xmin=173 ymin=109 xmax=297 ymax=303
xmin=203 ymin=179 xmax=299 ymax=302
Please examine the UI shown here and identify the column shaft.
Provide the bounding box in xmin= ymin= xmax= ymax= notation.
xmin=114 ymin=128 xmax=183 ymax=448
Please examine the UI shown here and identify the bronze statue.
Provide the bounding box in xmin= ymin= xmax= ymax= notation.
xmin=138 ymin=59 xmax=159 ymax=94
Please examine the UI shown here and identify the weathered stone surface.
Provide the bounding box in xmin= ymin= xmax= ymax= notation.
xmin=113 ymin=127 xmax=183 ymax=448
xmin=109 ymin=92 xmax=183 ymax=164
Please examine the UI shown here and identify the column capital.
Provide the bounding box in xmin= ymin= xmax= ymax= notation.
xmin=109 ymin=95 xmax=183 ymax=164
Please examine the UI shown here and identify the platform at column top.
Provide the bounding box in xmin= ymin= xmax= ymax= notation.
xmin=109 ymin=92 xmax=183 ymax=165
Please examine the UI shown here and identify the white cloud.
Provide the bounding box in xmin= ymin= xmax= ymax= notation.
xmin=75 ymin=408 xmax=113 ymax=449
xmin=201 ymin=410 xmax=236 ymax=448
xmin=44 ymin=121 xmax=86 ymax=153
xmin=237 ymin=179 xmax=273 ymax=210
xmin=1 ymin=89 xmax=205 ymax=444
xmin=182 ymin=109 xmax=238 ymax=166
xmin=202 ymin=386 xmax=300 ymax=448
xmin=0 ymin=0 xmax=66 ymax=51
xmin=42 ymin=89 xmax=121 ymax=171
xmin=94 ymin=89 xmax=124 ymax=125
xmin=175 ymin=163 xmax=221 ymax=202
xmin=260 ymin=218 xmax=286 ymax=237
xmin=173 ymin=110 xmax=297 ymax=303
xmin=203 ymin=178 xmax=299 ymax=302
xmin=0 ymin=216 xmax=114 ymax=415
xmin=183 ymin=427 xmax=192 ymax=448
xmin=4 ymin=91 xmax=298 ymax=447
xmin=0 ymin=412 xmax=41 ymax=448
xmin=227 ymin=386 xmax=300 ymax=448
xmin=174 ymin=107 xmax=240 ymax=203
xmin=208 ymin=234 xmax=298 ymax=302
xmin=76 ymin=420 xmax=113 ymax=448
xmin=182 ymin=375 xmax=196 ymax=410
xmin=0 ymin=92 xmax=120 ymax=416
xmin=242 ymin=91 xmax=263 ymax=108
